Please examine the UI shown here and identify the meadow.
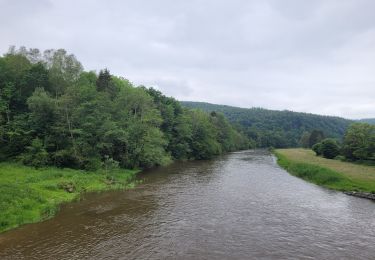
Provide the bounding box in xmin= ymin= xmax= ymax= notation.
xmin=274 ymin=149 xmax=375 ymax=193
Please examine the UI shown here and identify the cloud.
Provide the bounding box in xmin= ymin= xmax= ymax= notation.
xmin=1 ymin=0 xmax=374 ymax=119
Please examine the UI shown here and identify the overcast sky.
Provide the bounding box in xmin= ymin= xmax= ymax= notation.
xmin=1 ymin=0 xmax=374 ymax=119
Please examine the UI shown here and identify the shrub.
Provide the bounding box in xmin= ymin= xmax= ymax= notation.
xmin=21 ymin=138 xmax=49 ymax=167
xmin=53 ymin=149 xmax=80 ymax=168
xmin=320 ymin=138 xmax=340 ymax=159
xmin=83 ymin=157 xmax=102 ymax=171
xmin=312 ymin=143 xmax=323 ymax=156
xmin=334 ymin=155 xmax=345 ymax=161
xmin=103 ymin=155 xmax=120 ymax=182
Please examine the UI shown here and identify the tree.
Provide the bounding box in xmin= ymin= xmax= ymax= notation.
xmin=96 ymin=69 xmax=119 ymax=98
xmin=299 ymin=131 xmax=310 ymax=148
xmin=309 ymin=130 xmax=324 ymax=147
xmin=188 ymin=110 xmax=221 ymax=159
xmin=43 ymin=49 xmax=83 ymax=97
xmin=320 ymin=138 xmax=340 ymax=159
xmin=181 ymin=101 xmax=351 ymax=149
xmin=96 ymin=69 xmax=111 ymax=92
xmin=342 ymin=123 xmax=375 ymax=161
xmin=0 ymin=46 xmax=249 ymax=170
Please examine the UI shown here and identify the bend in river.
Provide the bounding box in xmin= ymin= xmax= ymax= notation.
xmin=1 ymin=150 xmax=375 ymax=259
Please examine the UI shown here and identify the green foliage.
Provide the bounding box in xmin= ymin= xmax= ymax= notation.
xmin=181 ymin=101 xmax=352 ymax=148
xmin=299 ymin=131 xmax=310 ymax=148
xmin=308 ymin=130 xmax=325 ymax=148
xmin=189 ymin=110 xmax=221 ymax=159
xmin=342 ymin=123 xmax=375 ymax=161
xmin=312 ymin=143 xmax=322 ymax=156
xmin=103 ymin=155 xmax=120 ymax=181
xmin=96 ymin=68 xmax=119 ymax=98
xmin=319 ymin=138 xmax=340 ymax=159
xmin=0 ymin=162 xmax=138 ymax=233
xmin=21 ymin=138 xmax=49 ymax=167
xmin=0 ymin=47 xmax=249 ymax=170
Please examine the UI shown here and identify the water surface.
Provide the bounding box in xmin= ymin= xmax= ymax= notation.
xmin=1 ymin=150 xmax=375 ymax=259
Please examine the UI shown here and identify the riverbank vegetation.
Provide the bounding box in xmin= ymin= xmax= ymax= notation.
xmin=0 ymin=47 xmax=249 ymax=170
xmin=0 ymin=162 xmax=138 ymax=233
xmin=311 ymin=123 xmax=374 ymax=163
xmin=0 ymin=46 xmax=250 ymax=232
xmin=274 ymin=149 xmax=375 ymax=193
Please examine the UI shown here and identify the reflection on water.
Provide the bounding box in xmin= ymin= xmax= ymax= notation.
xmin=1 ymin=150 xmax=375 ymax=259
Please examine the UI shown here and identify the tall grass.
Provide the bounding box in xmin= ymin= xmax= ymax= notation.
xmin=274 ymin=150 xmax=375 ymax=193
xmin=0 ymin=163 xmax=139 ymax=233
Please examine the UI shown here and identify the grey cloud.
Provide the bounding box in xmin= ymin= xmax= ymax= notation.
xmin=1 ymin=0 xmax=374 ymax=119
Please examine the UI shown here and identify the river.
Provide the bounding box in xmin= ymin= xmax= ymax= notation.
xmin=1 ymin=150 xmax=375 ymax=259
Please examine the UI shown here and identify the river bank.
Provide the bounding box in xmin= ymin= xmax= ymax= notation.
xmin=2 ymin=150 xmax=375 ymax=259
xmin=274 ymin=148 xmax=375 ymax=198
xmin=0 ymin=163 xmax=139 ymax=233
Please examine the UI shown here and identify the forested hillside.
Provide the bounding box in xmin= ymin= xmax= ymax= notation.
xmin=0 ymin=47 xmax=249 ymax=170
xmin=181 ymin=101 xmax=353 ymax=148
xmin=359 ymin=119 xmax=375 ymax=125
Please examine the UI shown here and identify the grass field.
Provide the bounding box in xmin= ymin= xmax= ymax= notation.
xmin=0 ymin=163 xmax=139 ymax=233
xmin=274 ymin=148 xmax=375 ymax=193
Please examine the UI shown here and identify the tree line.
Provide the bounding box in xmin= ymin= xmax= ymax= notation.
xmin=312 ymin=123 xmax=375 ymax=162
xmin=181 ymin=101 xmax=352 ymax=148
xmin=0 ymin=47 xmax=249 ymax=170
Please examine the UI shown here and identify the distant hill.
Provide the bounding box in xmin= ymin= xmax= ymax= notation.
xmin=181 ymin=101 xmax=353 ymax=148
xmin=358 ymin=118 xmax=375 ymax=125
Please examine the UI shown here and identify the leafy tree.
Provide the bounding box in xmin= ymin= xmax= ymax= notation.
xmin=189 ymin=110 xmax=221 ymax=159
xmin=342 ymin=123 xmax=375 ymax=161
xmin=0 ymin=47 xmax=249 ymax=170
xmin=43 ymin=49 xmax=83 ymax=97
xmin=27 ymin=88 xmax=56 ymax=136
xmin=320 ymin=138 xmax=340 ymax=159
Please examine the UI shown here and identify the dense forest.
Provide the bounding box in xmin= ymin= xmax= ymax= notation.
xmin=181 ymin=101 xmax=353 ymax=148
xmin=0 ymin=47 xmax=249 ymax=170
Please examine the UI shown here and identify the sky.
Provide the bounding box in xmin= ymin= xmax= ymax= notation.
xmin=1 ymin=0 xmax=375 ymax=119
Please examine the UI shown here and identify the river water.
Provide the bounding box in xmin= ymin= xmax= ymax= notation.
xmin=1 ymin=150 xmax=375 ymax=259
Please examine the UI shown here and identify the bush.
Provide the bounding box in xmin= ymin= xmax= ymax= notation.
xmin=103 ymin=155 xmax=120 ymax=182
xmin=21 ymin=138 xmax=49 ymax=167
xmin=334 ymin=155 xmax=345 ymax=161
xmin=83 ymin=157 xmax=102 ymax=171
xmin=320 ymin=138 xmax=340 ymax=159
xmin=53 ymin=149 xmax=80 ymax=168
xmin=312 ymin=143 xmax=322 ymax=156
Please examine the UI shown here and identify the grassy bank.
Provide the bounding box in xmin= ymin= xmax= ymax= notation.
xmin=0 ymin=163 xmax=139 ymax=233
xmin=274 ymin=149 xmax=375 ymax=193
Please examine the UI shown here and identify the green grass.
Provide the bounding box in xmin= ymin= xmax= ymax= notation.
xmin=0 ymin=163 xmax=139 ymax=233
xmin=274 ymin=149 xmax=375 ymax=193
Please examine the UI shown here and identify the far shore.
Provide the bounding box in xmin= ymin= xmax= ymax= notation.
xmin=274 ymin=148 xmax=375 ymax=200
